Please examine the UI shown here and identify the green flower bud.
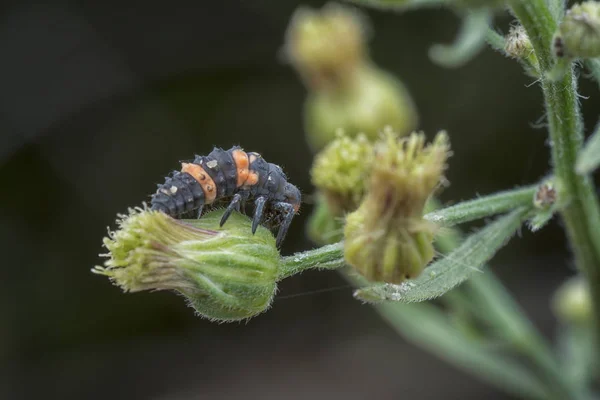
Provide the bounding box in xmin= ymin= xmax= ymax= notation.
xmin=554 ymin=1 xmax=600 ymax=59
xmin=93 ymin=208 xmax=279 ymax=322
xmin=344 ymin=129 xmax=450 ymax=284
xmin=306 ymin=193 xmax=345 ymax=245
xmin=284 ymin=3 xmax=367 ymax=91
xmin=304 ymin=65 xmax=418 ymax=151
xmin=283 ymin=3 xmax=418 ymax=151
xmin=311 ymin=131 xmax=373 ymax=215
xmin=552 ymin=276 xmax=592 ymax=326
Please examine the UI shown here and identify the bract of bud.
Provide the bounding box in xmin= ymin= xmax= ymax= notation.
xmin=306 ymin=193 xmax=345 ymax=245
xmin=284 ymin=3 xmax=367 ymax=91
xmin=93 ymin=209 xmax=279 ymax=322
xmin=344 ymin=130 xmax=451 ymax=284
xmin=311 ymin=131 xmax=373 ymax=215
xmin=552 ymin=276 xmax=592 ymax=326
xmin=555 ymin=1 xmax=600 ymax=59
xmin=304 ymin=65 xmax=418 ymax=151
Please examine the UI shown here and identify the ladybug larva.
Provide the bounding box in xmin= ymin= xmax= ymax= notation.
xmin=150 ymin=146 xmax=301 ymax=247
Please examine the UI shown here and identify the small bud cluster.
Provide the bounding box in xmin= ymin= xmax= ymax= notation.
xmin=311 ymin=131 xmax=373 ymax=215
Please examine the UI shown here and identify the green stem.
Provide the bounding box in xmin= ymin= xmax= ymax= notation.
xmin=509 ymin=0 xmax=600 ymax=355
xmin=278 ymin=242 xmax=345 ymax=280
xmin=424 ymin=184 xmax=537 ymax=227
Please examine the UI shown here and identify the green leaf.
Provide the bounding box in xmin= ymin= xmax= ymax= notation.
xmin=575 ymin=120 xmax=600 ymax=175
xmin=429 ymin=9 xmax=492 ymax=68
xmin=424 ymin=184 xmax=536 ymax=227
xmin=546 ymin=0 xmax=565 ymax=23
xmin=375 ymin=302 xmax=549 ymax=399
xmin=355 ymin=207 xmax=529 ymax=302
xmin=485 ymin=28 xmax=506 ymax=54
xmin=527 ymin=206 xmax=558 ymax=232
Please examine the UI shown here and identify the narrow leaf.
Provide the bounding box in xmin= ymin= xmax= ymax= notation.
xmin=485 ymin=28 xmax=506 ymax=54
xmin=375 ymin=302 xmax=549 ymax=399
xmin=429 ymin=9 xmax=492 ymax=68
xmin=576 ymin=120 xmax=600 ymax=175
xmin=424 ymin=185 xmax=536 ymax=227
xmin=355 ymin=207 xmax=529 ymax=303
xmin=546 ymin=0 xmax=565 ymax=22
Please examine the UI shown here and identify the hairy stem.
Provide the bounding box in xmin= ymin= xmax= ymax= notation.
xmin=509 ymin=0 xmax=600 ymax=354
xmin=424 ymin=184 xmax=537 ymax=226
xmin=278 ymin=242 xmax=345 ymax=280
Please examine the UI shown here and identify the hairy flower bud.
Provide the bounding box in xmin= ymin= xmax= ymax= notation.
xmin=554 ymin=1 xmax=600 ymax=59
xmin=311 ymin=131 xmax=373 ymax=215
xmin=505 ymin=26 xmax=531 ymax=58
xmin=344 ymin=130 xmax=450 ymax=284
xmin=93 ymin=209 xmax=279 ymax=321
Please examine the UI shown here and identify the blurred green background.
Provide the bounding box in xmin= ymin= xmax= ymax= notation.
xmin=1 ymin=1 xmax=599 ymax=399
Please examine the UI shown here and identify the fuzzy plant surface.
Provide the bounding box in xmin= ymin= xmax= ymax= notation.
xmin=95 ymin=1 xmax=600 ymax=399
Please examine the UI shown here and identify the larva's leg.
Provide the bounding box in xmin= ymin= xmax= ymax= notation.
xmin=239 ymin=191 xmax=250 ymax=214
xmin=252 ymin=196 xmax=268 ymax=234
xmin=220 ymin=193 xmax=243 ymax=227
xmin=196 ymin=205 xmax=204 ymax=219
xmin=273 ymin=202 xmax=295 ymax=247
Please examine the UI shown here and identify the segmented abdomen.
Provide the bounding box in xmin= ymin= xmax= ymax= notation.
xmin=150 ymin=146 xmax=288 ymax=217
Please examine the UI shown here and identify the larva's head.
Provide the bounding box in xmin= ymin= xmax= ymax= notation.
xmin=283 ymin=183 xmax=302 ymax=213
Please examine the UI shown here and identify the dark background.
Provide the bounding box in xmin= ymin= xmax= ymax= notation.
xmin=0 ymin=1 xmax=597 ymax=399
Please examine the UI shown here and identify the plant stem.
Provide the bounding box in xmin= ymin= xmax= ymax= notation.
xmin=509 ymin=0 xmax=600 ymax=354
xmin=424 ymin=184 xmax=537 ymax=226
xmin=278 ymin=242 xmax=345 ymax=280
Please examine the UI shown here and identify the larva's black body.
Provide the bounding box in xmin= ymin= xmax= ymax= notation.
xmin=150 ymin=146 xmax=301 ymax=246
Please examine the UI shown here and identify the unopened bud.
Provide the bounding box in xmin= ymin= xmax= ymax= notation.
xmin=554 ymin=1 xmax=600 ymax=59
xmin=504 ymin=25 xmax=534 ymax=59
xmin=304 ymin=66 xmax=418 ymax=151
xmin=93 ymin=209 xmax=279 ymax=321
xmin=552 ymin=276 xmax=592 ymax=326
xmin=284 ymin=3 xmax=367 ymax=90
xmin=344 ymin=130 xmax=451 ymax=283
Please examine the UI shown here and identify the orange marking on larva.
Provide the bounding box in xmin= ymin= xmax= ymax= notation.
xmin=232 ymin=149 xmax=249 ymax=187
xmin=181 ymin=162 xmax=217 ymax=204
xmin=244 ymin=171 xmax=259 ymax=187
